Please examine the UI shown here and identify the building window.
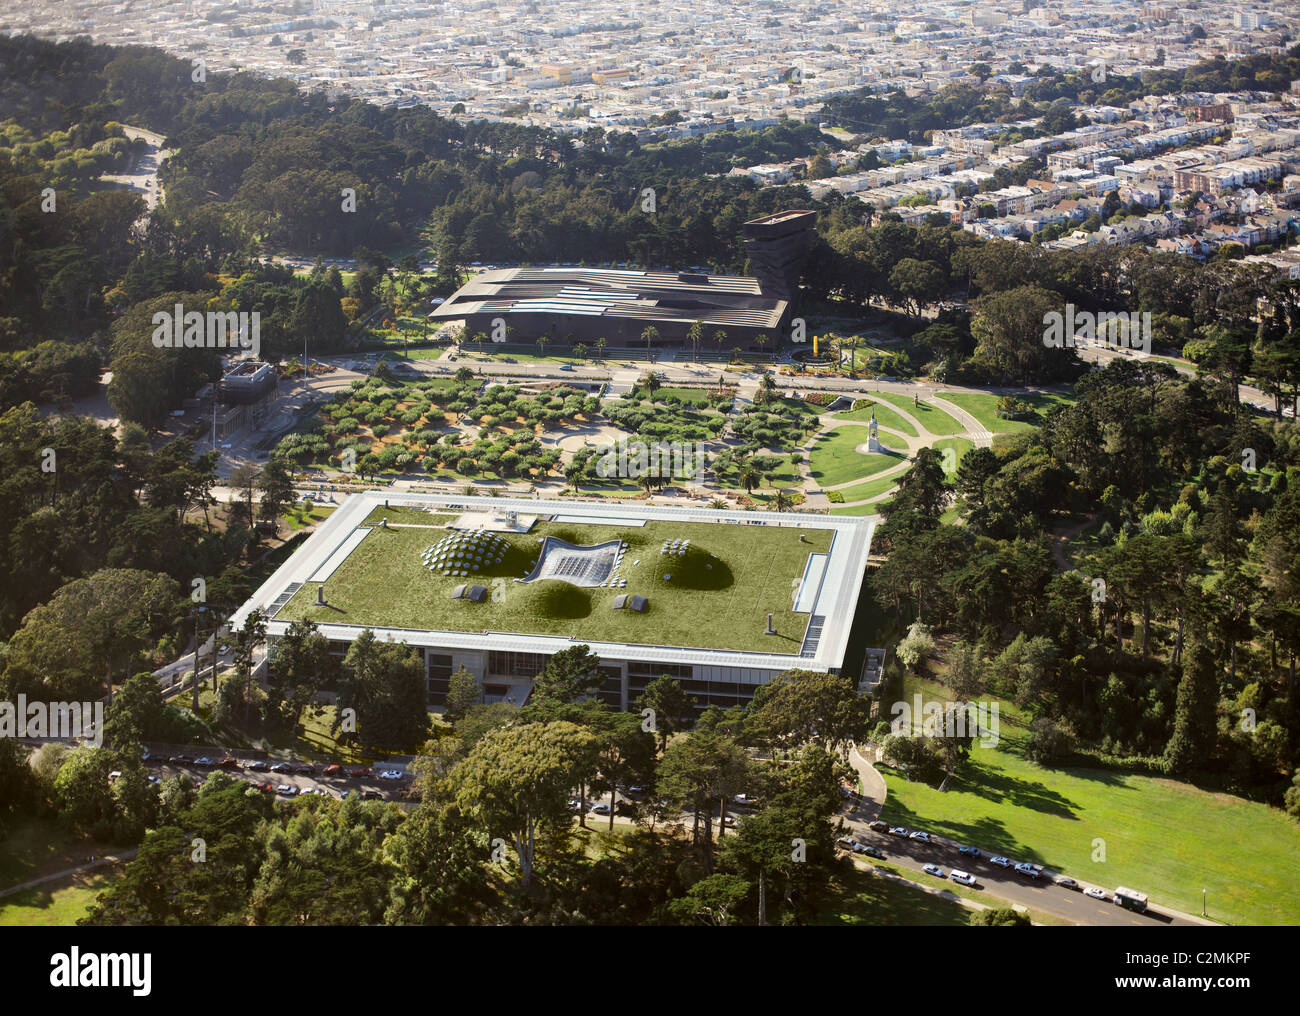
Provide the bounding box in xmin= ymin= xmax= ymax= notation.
xmin=427 ymin=653 xmax=454 ymax=706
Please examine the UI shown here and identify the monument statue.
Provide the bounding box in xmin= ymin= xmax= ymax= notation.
xmin=868 ymin=411 xmax=881 ymax=453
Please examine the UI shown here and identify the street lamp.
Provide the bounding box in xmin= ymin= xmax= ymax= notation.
xmin=1202 ymin=888 xmax=1207 ymax=917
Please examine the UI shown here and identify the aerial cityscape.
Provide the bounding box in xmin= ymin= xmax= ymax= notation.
xmin=0 ymin=0 xmax=1293 ymax=979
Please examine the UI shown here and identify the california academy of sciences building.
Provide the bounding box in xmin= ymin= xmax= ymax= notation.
xmin=229 ymin=491 xmax=875 ymax=714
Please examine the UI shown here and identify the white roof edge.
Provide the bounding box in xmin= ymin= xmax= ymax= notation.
xmin=231 ymin=491 xmax=873 ymax=671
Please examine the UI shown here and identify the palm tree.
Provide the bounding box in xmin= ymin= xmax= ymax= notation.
xmin=639 ymin=370 xmax=662 ymax=398
xmin=641 ymin=325 xmax=660 ymax=359
xmin=463 ymin=484 xmax=478 ymax=497
xmin=536 ymin=335 xmax=549 ymax=357
xmin=713 ymin=328 xmax=728 ymax=351
xmin=687 ymin=320 xmax=705 ymax=364
xmin=755 ymin=333 xmax=769 ymax=359
xmin=773 ymin=489 xmax=792 ymax=512
xmin=738 ymin=461 xmax=760 ymax=493
xmin=574 ymin=342 xmax=588 ymax=360
xmin=595 ymin=336 xmax=607 ymax=360
xmin=637 ymin=472 xmax=655 ymax=496
xmin=709 ymin=497 xmax=728 ymax=510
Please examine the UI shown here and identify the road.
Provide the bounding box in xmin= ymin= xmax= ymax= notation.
xmin=100 ymin=125 xmax=169 ymax=213
xmin=837 ymin=816 xmax=1209 ymax=927
xmin=146 ymin=755 xmax=410 ymax=803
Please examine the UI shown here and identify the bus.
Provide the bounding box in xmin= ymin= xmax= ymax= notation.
xmin=1114 ymin=887 xmax=1149 ymax=913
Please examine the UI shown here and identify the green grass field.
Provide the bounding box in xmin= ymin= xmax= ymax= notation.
xmin=833 ymin=469 xmax=910 ymax=504
xmin=879 ymin=676 xmax=1300 ymax=925
xmin=655 ymin=387 xmax=717 ymax=406
xmin=280 ymin=518 xmax=832 ymax=654
xmin=932 ymin=436 xmax=975 ymax=476
xmin=814 ymin=860 xmax=971 ymax=926
xmin=871 ymin=392 xmax=964 ymax=435
xmin=940 ymin=392 xmax=1074 ymax=434
xmin=0 ymin=869 xmax=116 ymax=926
xmin=361 ymin=506 xmax=455 ymax=526
xmin=835 ymin=399 xmax=919 ymax=437
xmin=0 ymin=817 xmax=117 ymax=890
xmin=808 ymin=427 xmax=908 ymax=487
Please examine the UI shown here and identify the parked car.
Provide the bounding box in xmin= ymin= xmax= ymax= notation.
xmin=887 ymin=826 xmax=909 ymax=837
xmin=1083 ymin=887 xmax=1108 ymax=901
xmin=1014 ymin=862 xmax=1043 ymax=879
xmin=193 ymin=756 xmax=214 ymax=768
xmin=139 ymin=747 xmax=151 ymax=762
xmin=275 ymin=784 xmax=298 ymax=796
xmin=733 ymin=793 xmax=760 ymax=809
xmin=270 ymin=762 xmax=293 ymax=774
xmin=989 ymin=856 xmax=1014 ymax=868
xmin=147 ymin=775 xmax=162 ymax=786
xmin=836 ymin=836 xmax=860 ymax=852
xmin=950 ymin=870 xmax=979 ymax=887
xmin=299 ymin=786 xmax=329 ymax=797
xmin=294 ymin=763 xmax=316 ymax=775
xmin=589 ymin=802 xmax=612 ymax=816
xmin=909 ymin=830 xmax=932 ymax=843
xmin=350 ymin=767 xmax=373 ymax=779
xmin=922 ymin=864 xmax=946 ymax=878
xmin=167 ymin=754 xmax=192 ymax=765
xmin=559 ymin=364 xmax=574 ymax=371
xmin=957 ymin=845 xmax=980 ymax=857
xmin=108 ymin=770 xmax=122 ymax=782
xmin=378 ymin=770 xmax=404 ymax=781
xmin=322 ymin=765 xmax=344 ymax=777
xmin=862 ymin=845 xmax=886 ymax=860
xmin=721 ymin=815 xmax=738 ymax=828
xmin=868 ymin=820 xmax=890 ymax=832
xmin=218 ymin=757 xmax=241 ymax=770
xmin=1054 ymin=876 xmax=1081 ymax=891
xmin=255 ymin=782 xmax=276 ymax=793
xmin=246 ymin=760 xmax=269 ymax=772
xmin=360 ymin=790 xmax=382 ymax=801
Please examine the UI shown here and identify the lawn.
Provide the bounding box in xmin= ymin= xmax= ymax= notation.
xmin=0 ymin=869 xmax=117 ymax=926
xmin=283 ymin=506 xmax=336 ymax=531
xmin=0 ymin=816 xmax=117 ymax=890
xmin=808 ymin=427 xmax=907 ymax=487
xmin=834 ymin=398 xmax=919 ymax=437
xmin=931 ymin=436 xmax=975 ymax=476
xmin=655 ymin=387 xmax=719 ymax=407
xmin=279 ymin=518 xmax=832 ymax=654
xmin=830 ymin=503 xmax=882 ymax=517
xmin=361 ymin=505 xmax=455 ymax=526
xmin=833 ymin=469 xmax=910 ymax=504
xmin=940 ymin=392 xmax=1074 ymax=434
xmin=871 ymin=392 xmax=964 ymax=436
xmin=814 ymin=860 xmax=972 ymax=926
xmin=878 ymin=675 xmax=1300 ymax=926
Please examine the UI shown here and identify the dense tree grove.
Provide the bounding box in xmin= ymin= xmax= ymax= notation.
xmin=872 ymin=358 xmax=1300 ymax=801
xmin=0 ymin=665 xmax=866 ymax=925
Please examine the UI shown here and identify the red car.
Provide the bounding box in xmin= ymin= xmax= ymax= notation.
xmin=350 ymin=767 xmax=373 ymax=779
xmin=255 ymin=782 xmax=276 ymax=793
xmin=322 ymin=765 xmax=344 ymax=777
xmin=218 ymin=757 xmax=241 ymax=770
